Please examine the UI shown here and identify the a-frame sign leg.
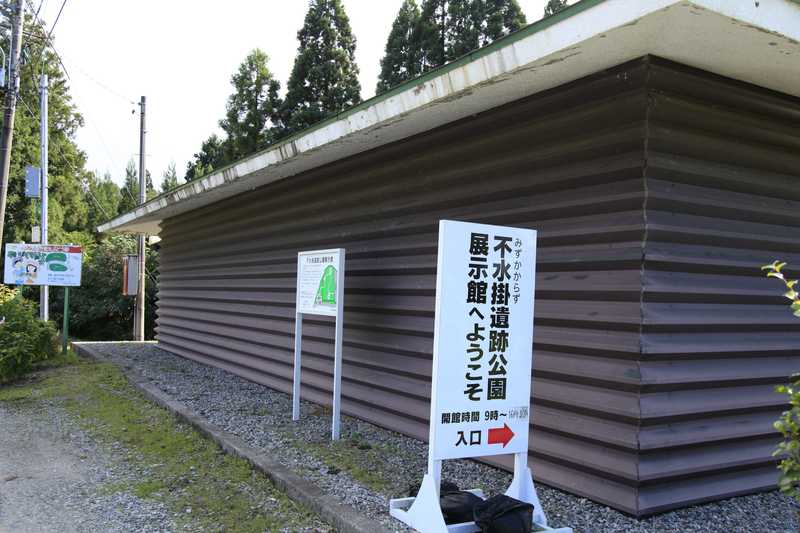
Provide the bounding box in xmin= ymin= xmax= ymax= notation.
xmin=389 ymin=460 xmax=449 ymax=533
xmin=505 ymin=451 xmax=547 ymax=528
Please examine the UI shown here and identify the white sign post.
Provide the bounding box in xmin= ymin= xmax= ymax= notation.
xmin=390 ymin=221 xmax=571 ymax=533
xmin=3 ymin=244 xmax=82 ymax=286
xmin=293 ymin=248 xmax=345 ymax=440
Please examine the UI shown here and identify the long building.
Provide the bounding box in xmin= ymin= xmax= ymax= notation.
xmin=100 ymin=0 xmax=800 ymax=516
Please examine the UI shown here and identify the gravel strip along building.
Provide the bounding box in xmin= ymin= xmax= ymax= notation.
xmin=99 ymin=0 xmax=800 ymax=517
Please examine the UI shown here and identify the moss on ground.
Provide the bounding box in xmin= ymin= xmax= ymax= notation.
xmin=282 ymin=429 xmax=407 ymax=494
xmin=0 ymin=359 xmax=328 ymax=532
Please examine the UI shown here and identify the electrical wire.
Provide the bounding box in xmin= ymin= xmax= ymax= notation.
xmin=46 ymin=0 xmax=65 ymax=40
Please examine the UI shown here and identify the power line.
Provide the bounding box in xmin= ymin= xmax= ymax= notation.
xmin=46 ymin=0 xmax=65 ymax=40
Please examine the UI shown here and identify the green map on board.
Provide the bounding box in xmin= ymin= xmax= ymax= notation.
xmin=315 ymin=265 xmax=337 ymax=305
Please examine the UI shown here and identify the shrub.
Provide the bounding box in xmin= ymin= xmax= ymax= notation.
xmin=50 ymin=234 xmax=158 ymax=341
xmin=0 ymin=285 xmax=58 ymax=383
xmin=762 ymin=260 xmax=800 ymax=500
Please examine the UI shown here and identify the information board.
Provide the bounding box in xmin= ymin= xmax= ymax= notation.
xmin=293 ymin=248 xmax=346 ymax=440
xmin=3 ymin=244 xmax=83 ymax=287
xmin=296 ymin=249 xmax=343 ymax=317
xmin=430 ymin=220 xmax=536 ymax=460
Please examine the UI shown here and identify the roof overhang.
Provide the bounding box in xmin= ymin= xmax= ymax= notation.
xmin=101 ymin=0 xmax=800 ymax=235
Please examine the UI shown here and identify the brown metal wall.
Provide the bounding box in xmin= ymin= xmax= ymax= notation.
xmin=154 ymin=57 xmax=800 ymax=515
xmin=637 ymin=58 xmax=800 ymax=514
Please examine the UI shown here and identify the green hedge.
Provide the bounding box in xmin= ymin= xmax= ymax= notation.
xmin=0 ymin=285 xmax=58 ymax=383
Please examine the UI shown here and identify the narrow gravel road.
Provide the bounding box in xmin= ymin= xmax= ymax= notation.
xmin=0 ymin=401 xmax=170 ymax=533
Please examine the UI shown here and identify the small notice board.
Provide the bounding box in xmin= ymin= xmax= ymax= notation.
xmin=292 ymin=249 xmax=345 ymax=439
xmin=3 ymin=244 xmax=83 ymax=287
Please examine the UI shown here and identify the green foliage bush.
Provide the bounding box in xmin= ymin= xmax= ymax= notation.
xmin=762 ymin=261 xmax=800 ymax=500
xmin=50 ymin=234 xmax=158 ymax=341
xmin=0 ymin=285 xmax=58 ymax=383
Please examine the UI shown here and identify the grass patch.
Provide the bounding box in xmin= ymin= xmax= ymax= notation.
xmin=283 ymin=429 xmax=402 ymax=494
xmin=0 ymin=358 xmax=327 ymax=532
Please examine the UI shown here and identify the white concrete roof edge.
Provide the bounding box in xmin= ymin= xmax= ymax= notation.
xmin=99 ymin=0 xmax=800 ymax=235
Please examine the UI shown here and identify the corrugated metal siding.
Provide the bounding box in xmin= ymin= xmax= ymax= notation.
xmin=154 ymin=57 xmax=800 ymax=515
xmin=638 ymin=58 xmax=800 ymax=514
xmin=157 ymin=58 xmax=651 ymax=514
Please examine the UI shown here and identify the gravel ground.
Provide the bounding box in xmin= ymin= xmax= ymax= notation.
xmin=0 ymin=397 xmax=171 ymax=532
xmin=84 ymin=342 xmax=799 ymax=533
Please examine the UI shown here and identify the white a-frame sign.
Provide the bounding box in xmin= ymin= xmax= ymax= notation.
xmin=390 ymin=221 xmax=572 ymax=533
xmin=293 ymin=248 xmax=345 ymax=440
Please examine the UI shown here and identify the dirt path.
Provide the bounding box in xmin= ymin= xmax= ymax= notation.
xmin=0 ymin=361 xmax=331 ymax=533
xmin=0 ymin=401 xmax=170 ymax=532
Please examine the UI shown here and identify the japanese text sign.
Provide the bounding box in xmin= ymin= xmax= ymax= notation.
xmin=4 ymin=244 xmax=83 ymax=287
xmin=296 ymin=249 xmax=343 ymax=317
xmin=429 ymin=221 xmax=536 ymax=460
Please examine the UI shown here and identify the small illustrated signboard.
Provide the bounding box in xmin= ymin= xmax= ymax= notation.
xmin=293 ymin=249 xmax=345 ymax=439
xmin=389 ymin=221 xmax=570 ymax=533
xmin=3 ymin=244 xmax=82 ymax=286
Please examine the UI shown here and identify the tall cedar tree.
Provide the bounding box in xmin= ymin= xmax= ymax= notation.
xmin=376 ymin=0 xmax=422 ymax=94
xmin=544 ymin=0 xmax=569 ymax=17
xmin=479 ymin=0 xmax=526 ymax=46
xmin=118 ymin=159 xmax=156 ymax=215
xmin=0 ymin=15 xmax=92 ymax=249
xmin=184 ymin=134 xmax=224 ymax=182
xmin=414 ymin=0 xmax=526 ymax=74
xmin=280 ymin=0 xmax=362 ymax=137
xmin=85 ymin=172 xmax=121 ymax=232
xmin=161 ymin=162 xmax=180 ymax=193
xmin=218 ymin=49 xmax=282 ymax=162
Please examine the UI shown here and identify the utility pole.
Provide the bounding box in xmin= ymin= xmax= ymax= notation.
xmin=0 ymin=0 xmax=24 ymax=247
xmin=39 ymin=74 xmax=48 ymax=321
xmin=133 ymin=96 xmax=146 ymax=341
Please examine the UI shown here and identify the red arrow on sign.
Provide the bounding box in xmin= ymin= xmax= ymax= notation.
xmin=488 ymin=423 xmax=515 ymax=447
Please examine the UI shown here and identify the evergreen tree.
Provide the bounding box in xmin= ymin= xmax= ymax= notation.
xmin=376 ymin=0 xmax=421 ymax=94
xmin=161 ymin=162 xmax=179 ymax=193
xmin=0 ymin=15 xmax=91 ymax=247
xmin=184 ymin=134 xmax=225 ymax=182
xmin=543 ymin=0 xmax=568 ymax=17
xmin=280 ymin=0 xmax=361 ymax=137
xmin=85 ymin=171 xmax=121 ymax=232
xmin=412 ymin=0 xmax=525 ymax=73
xmin=479 ymin=0 xmax=526 ymax=46
xmin=118 ymin=159 xmax=155 ymax=215
xmin=415 ymin=0 xmax=450 ymax=72
xmin=218 ymin=49 xmax=282 ymax=161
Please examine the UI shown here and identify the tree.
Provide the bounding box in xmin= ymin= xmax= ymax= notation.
xmin=85 ymin=171 xmax=121 ymax=232
xmin=161 ymin=162 xmax=179 ymax=193
xmin=184 ymin=134 xmax=225 ymax=182
xmin=0 ymin=15 xmax=93 ymax=249
xmin=219 ymin=49 xmax=282 ymax=162
xmin=51 ymin=234 xmax=158 ymax=341
xmin=118 ymin=159 xmax=155 ymax=215
xmin=478 ymin=0 xmax=527 ymax=46
xmin=412 ymin=0 xmax=526 ymax=74
xmin=280 ymin=0 xmax=361 ymax=137
xmin=376 ymin=0 xmax=422 ymax=94
xmin=544 ymin=0 xmax=568 ymax=17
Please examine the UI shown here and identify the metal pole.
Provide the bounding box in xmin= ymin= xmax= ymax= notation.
xmin=133 ymin=96 xmax=146 ymax=341
xmin=0 ymin=0 xmax=25 ymax=247
xmin=61 ymin=286 xmax=69 ymax=354
xmin=40 ymin=74 xmax=48 ymax=321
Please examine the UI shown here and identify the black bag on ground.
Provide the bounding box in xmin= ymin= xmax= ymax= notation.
xmin=473 ymin=494 xmax=534 ymax=533
xmin=439 ymin=484 xmax=483 ymax=524
xmin=406 ymin=480 xmax=483 ymax=525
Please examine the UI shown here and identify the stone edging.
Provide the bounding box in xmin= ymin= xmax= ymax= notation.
xmin=72 ymin=342 xmax=394 ymax=533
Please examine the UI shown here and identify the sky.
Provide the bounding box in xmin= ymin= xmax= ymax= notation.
xmin=33 ymin=0 xmax=553 ymax=189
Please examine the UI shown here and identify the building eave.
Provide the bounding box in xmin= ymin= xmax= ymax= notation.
xmin=98 ymin=0 xmax=800 ymax=236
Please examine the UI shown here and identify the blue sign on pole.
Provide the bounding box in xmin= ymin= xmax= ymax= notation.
xmin=25 ymin=166 xmax=40 ymax=198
